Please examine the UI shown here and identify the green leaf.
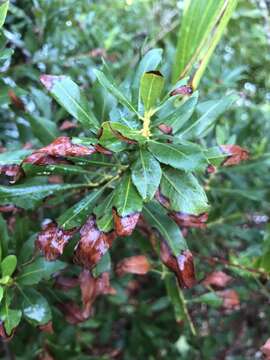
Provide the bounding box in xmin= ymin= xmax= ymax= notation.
xmin=155 ymin=92 xmax=199 ymax=134
xmin=17 ymin=258 xmax=66 ymax=285
xmin=94 ymin=192 xmax=114 ymax=232
xmin=92 ymin=252 xmax=111 ymax=278
xmin=40 ymin=75 xmax=99 ymax=132
xmin=160 ymin=167 xmax=209 ymax=215
xmin=0 ymin=183 xmax=86 ymax=209
xmin=193 ymin=292 xmax=223 ymax=308
xmin=0 ymin=215 xmax=9 ymax=258
xmin=3 ymin=308 xmax=22 ymax=336
xmin=0 ymin=286 xmax=3 ymax=303
xmin=180 ymin=94 xmax=237 ymax=138
xmin=148 ymin=140 xmax=206 ymax=172
xmin=113 ymin=174 xmax=143 ymax=217
xmin=106 ymin=121 xmax=146 ymax=143
xmin=22 ymin=289 xmax=51 ymax=325
xmin=140 ymin=71 xmax=164 ymax=111
xmin=1 ymin=255 xmax=17 ymax=277
xmin=22 ymin=163 xmax=92 ymax=177
xmin=131 ymin=148 xmax=161 ymax=201
xmin=25 ymin=114 xmax=59 ymax=145
xmin=0 ymin=149 xmax=32 ymax=165
xmin=165 ymin=274 xmax=184 ymax=322
xmin=172 ymin=0 xmax=236 ymax=84
xmin=92 ymin=81 xmax=116 ymax=123
xmin=58 ymin=187 xmax=105 ymax=230
xmin=133 ymin=48 xmax=163 ymax=92
xmin=0 ymin=1 xmax=9 ymax=29
xmin=143 ymin=202 xmax=187 ymax=256
xmin=94 ymin=69 xmax=140 ymax=117
xmin=98 ymin=122 xmax=128 ymax=152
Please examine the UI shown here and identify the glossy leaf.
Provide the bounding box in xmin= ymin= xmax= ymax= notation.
xmin=94 ymin=192 xmax=114 ymax=232
xmin=104 ymin=121 xmax=146 ymax=143
xmin=58 ymin=187 xmax=105 ymax=230
xmin=0 ymin=149 xmax=32 ymax=165
xmin=0 ymin=183 xmax=86 ymax=209
xmin=160 ymin=167 xmax=209 ymax=215
xmin=143 ymin=202 xmax=187 ymax=256
xmin=140 ymin=71 xmax=164 ymax=111
xmin=94 ymin=69 xmax=139 ymax=116
xmin=148 ymin=140 xmax=206 ymax=171
xmin=0 ymin=286 xmax=3 ymax=303
xmin=16 ymin=258 xmax=66 ymax=285
xmin=0 ymin=1 xmax=9 ymax=28
xmin=3 ymin=308 xmax=22 ymax=336
xmin=98 ymin=122 xmax=128 ymax=152
xmin=131 ymin=148 xmax=161 ymax=201
xmin=40 ymin=75 xmax=99 ymax=132
xmin=25 ymin=114 xmax=59 ymax=145
xmin=113 ymin=174 xmax=143 ymax=217
xmin=22 ymin=289 xmax=51 ymax=325
xmin=1 ymin=254 xmax=17 ymax=277
xmin=22 ymin=163 xmax=92 ymax=177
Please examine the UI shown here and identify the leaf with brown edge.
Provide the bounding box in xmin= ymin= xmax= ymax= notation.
xmin=23 ymin=152 xmax=69 ymax=166
xmin=54 ymin=275 xmax=79 ymax=291
xmin=0 ymin=322 xmax=14 ymax=342
xmin=158 ymin=124 xmax=173 ymax=134
xmin=202 ymin=271 xmax=233 ymax=288
xmin=170 ymin=85 xmax=193 ymax=97
xmin=38 ymin=136 xmax=96 ymax=157
xmin=216 ymin=289 xmax=240 ymax=310
xmin=116 ymin=255 xmax=150 ymax=276
xmin=8 ymin=90 xmax=25 ymax=111
xmin=0 ymin=164 xmax=24 ymax=183
xmin=220 ymin=144 xmax=249 ymax=166
xmin=73 ymin=216 xmax=116 ymax=269
xmin=170 ymin=212 xmax=208 ymax=228
xmin=38 ymin=321 xmax=54 ymax=334
xmin=261 ymin=338 xmax=270 ymax=359
xmin=59 ymin=120 xmax=78 ymax=131
xmin=36 ymin=221 xmax=77 ymax=261
xmin=112 ymin=208 xmax=140 ymax=237
xmin=160 ymin=240 xmax=196 ymax=289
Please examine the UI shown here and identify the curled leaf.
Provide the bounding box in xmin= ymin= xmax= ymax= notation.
xmin=170 ymin=85 xmax=193 ymax=97
xmin=36 ymin=221 xmax=77 ymax=260
xmin=74 ymin=216 xmax=116 ymax=269
xmin=220 ymin=144 xmax=249 ymax=166
xmin=160 ymin=241 xmax=196 ymax=288
xmin=216 ymin=289 xmax=240 ymax=310
xmin=116 ymin=255 xmax=151 ymax=276
xmin=170 ymin=212 xmax=208 ymax=228
xmin=0 ymin=164 xmax=23 ymax=183
xmin=38 ymin=136 xmax=96 ymax=157
xmin=112 ymin=208 xmax=140 ymax=237
xmin=202 ymin=271 xmax=233 ymax=288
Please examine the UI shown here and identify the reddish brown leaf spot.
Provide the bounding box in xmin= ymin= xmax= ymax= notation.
xmin=0 ymin=322 xmax=14 ymax=342
xmin=38 ymin=321 xmax=54 ymax=334
xmin=154 ymin=189 xmax=170 ymax=209
xmin=116 ymin=255 xmax=151 ymax=277
xmin=160 ymin=241 xmax=196 ymax=288
xmin=202 ymin=271 xmax=233 ymax=288
xmin=0 ymin=164 xmax=23 ymax=183
xmin=220 ymin=144 xmax=249 ymax=166
xmin=0 ymin=205 xmax=19 ymax=213
xmin=38 ymin=136 xmax=96 ymax=157
xmin=40 ymin=75 xmax=65 ymax=91
xmin=54 ymin=275 xmax=79 ymax=291
xmin=48 ymin=175 xmax=64 ymax=184
xmin=74 ymin=216 xmax=116 ymax=269
xmin=95 ymin=144 xmax=113 ymax=155
xmin=23 ymin=152 xmax=68 ymax=165
xmin=36 ymin=221 xmax=77 ymax=261
xmin=206 ymin=164 xmax=217 ymax=174
xmin=170 ymin=85 xmax=193 ymax=97
xmin=158 ymin=124 xmax=173 ymax=134
xmin=261 ymin=338 xmax=270 ymax=359
xmin=59 ymin=120 xmax=78 ymax=131
xmin=8 ymin=90 xmax=25 ymax=111
xmin=171 ymin=212 xmax=208 ymax=229
xmin=216 ymin=289 xmax=240 ymax=310
xmin=112 ymin=208 xmax=140 ymax=237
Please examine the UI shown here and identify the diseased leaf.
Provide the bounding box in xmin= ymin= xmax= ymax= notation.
xmin=143 ymin=202 xmax=187 ymax=256
xmin=116 ymin=255 xmax=150 ymax=276
xmin=0 ymin=150 xmax=32 ymax=165
xmin=220 ymin=144 xmax=249 ymax=166
xmin=22 ymin=289 xmax=51 ymax=325
xmin=148 ymin=140 xmax=206 ymax=171
xmin=202 ymin=271 xmax=233 ymax=288
xmin=40 ymin=75 xmax=99 ymax=132
xmin=104 ymin=121 xmax=146 ymax=143
xmin=160 ymin=167 xmax=209 ymax=215
xmin=98 ymin=122 xmax=128 ymax=152
xmin=131 ymin=148 xmax=161 ymax=201
xmin=16 ymin=258 xmax=66 ymax=285
xmin=140 ymin=71 xmax=164 ymax=111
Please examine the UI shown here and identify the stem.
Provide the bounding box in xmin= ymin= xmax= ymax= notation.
xmin=178 ymin=288 xmax=197 ymax=336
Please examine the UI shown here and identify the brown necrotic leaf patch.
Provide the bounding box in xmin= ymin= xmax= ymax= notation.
xmin=73 ymin=216 xmax=116 ymax=269
xmin=0 ymin=164 xmax=24 ymax=183
xmin=202 ymin=271 xmax=233 ymax=289
xmin=8 ymin=90 xmax=25 ymax=111
xmin=170 ymin=85 xmax=193 ymax=97
xmin=116 ymin=255 xmax=151 ymax=276
xmin=216 ymin=289 xmax=240 ymax=310
xmin=170 ymin=212 xmax=208 ymax=229
xmin=36 ymin=221 xmax=77 ymax=260
xmin=158 ymin=124 xmax=173 ymax=135
xmin=23 ymin=152 xmax=69 ymax=166
xmin=220 ymin=144 xmax=249 ymax=166
xmin=112 ymin=208 xmax=140 ymax=237
xmin=160 ymin=241 xmax=196 ymax=288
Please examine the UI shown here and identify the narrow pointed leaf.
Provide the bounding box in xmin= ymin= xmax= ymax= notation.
xmin=0 ymin=1 xmax=9 ymax=28
xmin=25 ymin=114 xmax=59 ymax=145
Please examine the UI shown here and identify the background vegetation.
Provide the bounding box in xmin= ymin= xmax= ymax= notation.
xmin=0 ymin=0 xmax=269 ymax=359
